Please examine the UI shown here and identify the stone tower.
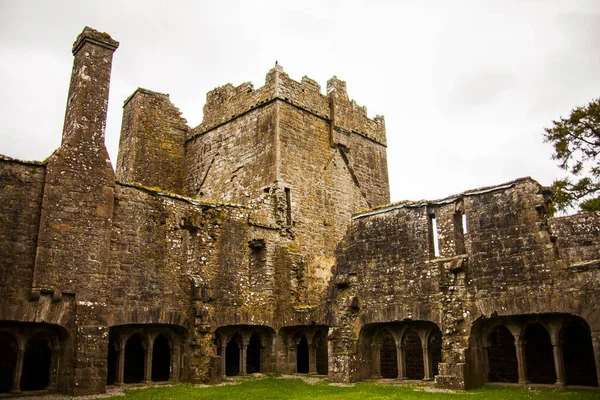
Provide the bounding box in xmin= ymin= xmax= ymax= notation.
xmin=116 ymin=64 xmax=390 ymax=308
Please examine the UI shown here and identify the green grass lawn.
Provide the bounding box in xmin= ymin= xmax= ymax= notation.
xmin=106 ymin=376 xmax=600 ymax=400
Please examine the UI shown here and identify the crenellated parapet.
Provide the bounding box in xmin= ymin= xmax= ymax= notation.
xmin=327 ymin=76 xmax=386 ymax=146
xmin=191 ymin=64 xmax=385 ymax=146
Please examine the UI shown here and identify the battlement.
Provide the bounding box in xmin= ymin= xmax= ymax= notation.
xmin=191 ymin=65 xmax=386 ymax=145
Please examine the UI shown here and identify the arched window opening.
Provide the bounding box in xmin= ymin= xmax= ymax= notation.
xmin=524 ymin=323 xmax=555 ymax=384
xmin=563 ymin=323 xmax=598 ymax=386
xmin=124 ymin=335 xmax=145 ymax=384
xmin=225 ymin=336 xmax=240 ymax=376
xmin=380 ymin=330 xmax=397 ymax=378
xmin=152 ymin=334 xmax=171 ymax=382
xmin=106 ymin=336 xmax=118 ymax=385
xmin=20 ymin=335 xmax=51 ymax=391
xmin=0 ymin=332 xmax=18 ymax=393
xmin=405 ymin=330 xmax=424 ymax=379
xmin=247 ymin=333 xmax=261 ymax=374
xmin=314 ymin=331 xmax=328 ymax=375
xmin=429 ymin=329 xmax=442 ymax=377
xmin=487 ymin=325 xmax=518 ymax=383
xmin=297 ymin=335 xmax=309 ymax=373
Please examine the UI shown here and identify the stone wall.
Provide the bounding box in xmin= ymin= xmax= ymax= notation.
xmin=329 ymin=178 xmax=600 ymax=388
xmin=0 ymin=157 xmax=45 ymax=298
xmin=550 ymin=212 xmax=600 ymax=265
xmin=116 ymin=88 xmax=189 ymax=193
xmin=184 ymin=102 xmax=277 ymax=203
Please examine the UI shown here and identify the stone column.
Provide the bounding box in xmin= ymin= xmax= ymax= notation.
xmin=591 ymin=331 xmax=600 ymax=387
xmin=551 ymin=340 xmax=565 ymax=386
xmin=423 ymin=344 xmax=433 ymax=381
xmin=221 ymin=343 xmax=227 ymax=377
xmin=514 ymin=339 xmax=529 ymax=384
xmin=396 ymin=343 xmax=407 ymax=380
xmin=144 ymin=338 xmax=154 ymax=383
xmin=116 ymin=337 xmax=126 ymax=385
xmin=240 ymin=337 xmax=249 ymax=376
xmin=170 ymin=344 xmax=180 ymax=382
xmin=10 ymin=339 xmax=25 ymax=393
xmin=481 ymin=345 xmax=490 ymax=382
xmin=308 ymin=336 xmax=317 ymax=375
xmin=371 ymin=343 xmax=382 ymax=378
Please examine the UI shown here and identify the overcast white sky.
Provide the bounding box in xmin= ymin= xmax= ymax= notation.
xmin=1 ymin=0 xmax=599 ymax=204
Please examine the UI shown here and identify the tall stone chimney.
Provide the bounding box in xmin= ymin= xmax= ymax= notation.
xmin=33 ymin=27 xmax=119 ymax=395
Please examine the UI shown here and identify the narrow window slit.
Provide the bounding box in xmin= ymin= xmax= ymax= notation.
xmin=429 ymin=214 xmax=440 ymax=257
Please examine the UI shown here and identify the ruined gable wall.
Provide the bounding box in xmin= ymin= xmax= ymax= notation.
xmin=0 ymin=157 xmax=45 ymax=297
xmin=116 ymin=89 xmax=188 ymax=193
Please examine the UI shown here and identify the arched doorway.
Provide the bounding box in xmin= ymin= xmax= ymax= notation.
xmin=0 ymin=332 xmax=18 ymax=393
xmin=404 ymin=330 xmax=423 ymax=379
xmin=380 ymin=330 xmax=397 ymax=378
xmin=106 ymin=336 xmax=119 ymax=385
xmin=152 ymin=334 xmax=171 ymax=382
xmin=487 ymin=325 xmax=518 ymax=383
xmin=563 ymin=323 xmax=598 ymax=386
xmin=226 ymin=336 xmax=240 ymax=376
xmin=20 ymin=334 xmax=52 ymax=391
xmin=247 ymin=333 xmax=261 ymax=374
xmin=524 ymin=323 xmax=555 ymax=384
xmin=297 ymin=335 xmax=309 ymax=373
xmin=124 ymin=334 xmax=145 ymax=383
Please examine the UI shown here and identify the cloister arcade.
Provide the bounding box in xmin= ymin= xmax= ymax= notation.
xmin=278 ymin=326 xmax=328 ymax=375
xmin=0 ymin=322 xmax=66 ymax=394
xmin=358 ymin=321 xmax=442 ymax=381
xmin=106 ymin=324 xmax=185 ymax=386
xmin=215 ymin=325 xmax=275 ymax=377
xmin=474 ymin=313 xmax=599 ymax=387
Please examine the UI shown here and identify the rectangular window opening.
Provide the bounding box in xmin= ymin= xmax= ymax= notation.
xmin=429 ymin=214 xmax=440 ymax=258
xmin=454 ymin=212 xmax=466 ymax=255
xmin=285 ymin=187 xmax=292 ymax=226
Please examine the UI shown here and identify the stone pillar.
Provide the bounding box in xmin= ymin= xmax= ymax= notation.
xmin=10 ymin=341 xmax=25 ymax=393
xmin=308 ymin=335 xmax=317 ymax=375
xmin=170 ymin=344 xmax=180 ymax=382
xmin=552 ymin=341 xmax=565 ymax=386
xmin=423 ymin=344 xmax=433 ymax=381
xmin=240 ymin=337 xmax=249 ymax=376
xmin=514 ymin=339 xmax=529 ymax=384
xmin=371 ymin=343 xmax=382 ymax=378
xmin=221 ymin=343 xmax=227 ymax=378
xmin=592 ymin=332 xmax=600 ymax=387
xmin=116 ymin=337 xmax=126 ymax=386
xmin=481 ymin=345 xmax=490 ymax=382
xmin=396 ymin=343 xmax=407 ymax=380
xmin=144 ymin=338 xmax=154 ymax=383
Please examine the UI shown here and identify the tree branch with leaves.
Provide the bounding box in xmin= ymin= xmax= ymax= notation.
xmin=544 ymin=98 xmax=600 ymax=212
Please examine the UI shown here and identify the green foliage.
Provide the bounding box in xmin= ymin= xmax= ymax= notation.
xmin=105 ymin=377 xmax=600 ymax=400
xmin=544 ymin=98 xmax=600 ymax=212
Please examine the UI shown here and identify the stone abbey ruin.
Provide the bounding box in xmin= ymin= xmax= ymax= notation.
xmin=1 ymin=26 xmax=600 ymax=396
